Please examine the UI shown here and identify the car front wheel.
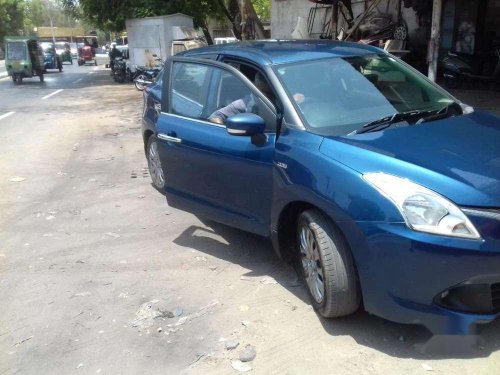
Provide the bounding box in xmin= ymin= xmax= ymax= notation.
xmin=146 ymin=135 xmax=165 ymax=190
xmin=297 ymin=209 xmax=360 ymax=318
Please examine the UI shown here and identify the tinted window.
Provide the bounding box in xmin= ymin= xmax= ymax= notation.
xmin=170 ymin=62 xmax=275 ymax=130
xmin=171 ymin=62 xmax=211 ymax=119
xmin=276 ymin=55 xmax=456 ymax=136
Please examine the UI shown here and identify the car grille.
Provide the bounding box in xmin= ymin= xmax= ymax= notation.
xmin=492 ymin=283 xmax=500 ymax=313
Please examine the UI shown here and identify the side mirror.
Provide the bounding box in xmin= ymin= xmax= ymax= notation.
xmin=226 ymin=113 xmax=265 ymax=136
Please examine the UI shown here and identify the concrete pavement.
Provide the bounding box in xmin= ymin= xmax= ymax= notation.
xmin=0 ymin=64 xmax=499 ymax=375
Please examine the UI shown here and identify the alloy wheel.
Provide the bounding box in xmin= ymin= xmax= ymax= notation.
xmin=148 ymin=140 xmax=165 ymax=189
xmin=299 ymin=225 xmax=325 ymax=304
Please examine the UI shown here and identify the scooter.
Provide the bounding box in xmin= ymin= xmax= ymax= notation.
xmin=441 ymin=46 xmax=500 ymax=89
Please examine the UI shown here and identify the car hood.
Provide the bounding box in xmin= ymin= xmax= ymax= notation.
xmin=320 ymin=111 xmax=500 ymax=207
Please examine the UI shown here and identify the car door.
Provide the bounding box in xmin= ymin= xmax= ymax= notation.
xmin=155 ymin=57 xmax=277 ymax=236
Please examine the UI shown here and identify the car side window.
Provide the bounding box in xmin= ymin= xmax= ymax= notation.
xmin=170 ymin=62 xmax=275 ymax=131
xmin=206 ymin=69 xmax=276 ymax=131
xmin=171 ymin=62 xmax=211 ymax=119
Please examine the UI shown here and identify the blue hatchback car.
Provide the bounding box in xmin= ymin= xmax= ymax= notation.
xmin=142 ymin=41 xmax=500 ymax=338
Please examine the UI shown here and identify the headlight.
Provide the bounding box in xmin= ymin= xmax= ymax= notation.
xmin=363 ymin=172 xmax=481 ymax=240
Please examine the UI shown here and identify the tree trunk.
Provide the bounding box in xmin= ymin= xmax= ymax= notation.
xmin=201 ymin=19 xmax=214 ymax=45
xmin=239 ymin=0 xmax=265 ymax=40
xmin=215 ymin=0 xmax=242 ymax=39
xmin=245 ymin=0 xmax=266 ymax=39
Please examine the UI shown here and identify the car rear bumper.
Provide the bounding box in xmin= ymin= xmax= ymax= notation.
xmin=345 ymin=220 xmax=500 ymax=335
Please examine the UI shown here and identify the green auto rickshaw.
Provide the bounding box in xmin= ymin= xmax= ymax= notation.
xmin=4 ymin=36 xmax=45 ymax=84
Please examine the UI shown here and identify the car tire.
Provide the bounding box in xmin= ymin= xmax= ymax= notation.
xmin=296 ymin=209 xmax=360 ymax=318
xmin=146 ymin=135 xmax=165 ymax=191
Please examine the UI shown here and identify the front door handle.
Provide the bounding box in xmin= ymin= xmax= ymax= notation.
xmin=158 ymin=132 xmax=182 ymax=143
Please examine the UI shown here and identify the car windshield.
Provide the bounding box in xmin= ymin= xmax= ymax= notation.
xmin=7 ymin=42 xmax=27 ymax=60
xmin=55 ymin=43 xmax=65 ymax=50
xmin=275 ymin=54 xmax=457 ymax=136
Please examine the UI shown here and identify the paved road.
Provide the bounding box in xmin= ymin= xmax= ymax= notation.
xmin=0 ymin=64 xmax=499 ymax=375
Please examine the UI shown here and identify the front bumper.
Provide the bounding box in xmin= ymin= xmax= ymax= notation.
xmin=344 ymin=213 xmax=500 ymax=335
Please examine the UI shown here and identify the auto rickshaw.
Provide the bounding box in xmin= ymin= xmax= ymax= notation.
xmin=61 ymin=43 xmax=73 ymax=64
xmin=4 ymin=36 xmax=45 ymax=84
xmin=78 ymin=45 xmax=97 ymax=66
xmin=40 ymin=42 xmax=62 ymax=72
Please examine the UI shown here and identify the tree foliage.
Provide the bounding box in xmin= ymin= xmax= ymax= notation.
xmin=62 ymin=0 xmax=226 ymax=33
xmin=0 ymin=0 xmax=78 ymax=45
xmin=61 ymin=0 xmax=270 ymax=41
xmin=0 ymin=0 xmax=26 ymax=41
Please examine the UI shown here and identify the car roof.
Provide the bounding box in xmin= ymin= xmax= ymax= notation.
xmin=180 ymin=40 xmax=382 ymax=66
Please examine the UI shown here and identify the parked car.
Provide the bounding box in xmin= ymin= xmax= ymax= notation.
xmin=94 ymin=47 xmax=110 ymax=66
xmin=141 ymin=40 xmax=500 ymax=340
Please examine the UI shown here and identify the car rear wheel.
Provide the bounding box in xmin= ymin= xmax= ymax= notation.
xmin=296 ymin=209 xmax=360 ymax=318
xmin=146 ymin=135 xmax=165 ymax=190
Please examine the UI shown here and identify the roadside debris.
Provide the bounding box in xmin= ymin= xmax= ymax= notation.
xmin=239 ymin=345 xmax=256 ymax=362
xmin=72 ymin=143 xmax=79 ymax=151
xmin=173 ymin=307 xmax=183 ymax=317
xmin=225 ymin=340 xmax=239 ymax=350
xmin=9 ymin=176 xmax=25 ymax=182
xmin=13 ymin=336 xmax=33 ymax=346
xmin=231 ymin=360 xmax=252 ymax=373
xmin=240 ymin=275 xmax=277 ymax=285
xmin=422 ymin=363 xmax=433 ymax=371
xmin=70 ymin=291 xmax=91 ymax=298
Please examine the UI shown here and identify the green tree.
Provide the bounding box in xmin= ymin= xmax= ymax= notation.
xmin=252 ymin=0 xmax=270 ymax=21
xmin=0 ymin=0 xmax=26 ymax=41
xmin=61 ymin=0 xmax=267 ymax=42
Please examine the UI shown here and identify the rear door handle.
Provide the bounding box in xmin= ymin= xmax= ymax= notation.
xmin=158 ymin=132 xmax=182 ymax=143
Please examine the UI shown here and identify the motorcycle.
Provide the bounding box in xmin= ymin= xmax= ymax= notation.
xmin=441 ymin=45 xmax=500 ymax=89
xmin=112 ymin=56 xmax=131 ymax=83
xmin=133 ymin=56 xmax=164 ymax=91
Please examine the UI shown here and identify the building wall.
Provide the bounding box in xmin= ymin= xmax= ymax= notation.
xmin=271 ymin=0 xmax=419 ymax=41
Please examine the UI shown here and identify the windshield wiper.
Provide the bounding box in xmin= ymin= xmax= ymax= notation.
xmin=353 ymin=110 xmax=431 ymax=134
xmin=415 ymin=103 xmax=459 ymax=124
xmin=353 ymin=104 xmax=460 ymax=135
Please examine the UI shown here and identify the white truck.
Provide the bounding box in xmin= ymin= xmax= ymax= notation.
xmin=126 ymin=13 xmax=206 ymax=69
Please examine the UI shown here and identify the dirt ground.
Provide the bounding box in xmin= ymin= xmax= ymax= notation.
xmin=0 ymin=67 xmax=499 ymax=375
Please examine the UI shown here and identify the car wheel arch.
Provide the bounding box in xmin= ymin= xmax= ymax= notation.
xmin=275 ymin=200 xmax=364 ymax=302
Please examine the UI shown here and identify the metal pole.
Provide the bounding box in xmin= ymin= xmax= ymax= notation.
xmin=50 ymin=16 xmax=56 ymax=44
xmin=428 ymin=0 xmax=442 ymax=82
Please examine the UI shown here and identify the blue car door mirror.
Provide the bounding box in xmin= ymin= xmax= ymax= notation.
xmin=226 ymin=113 xmax=265 ymax=136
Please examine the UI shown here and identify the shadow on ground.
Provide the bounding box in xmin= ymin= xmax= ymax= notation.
xmin=173 ymin=219 xmax=500 ymax=360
